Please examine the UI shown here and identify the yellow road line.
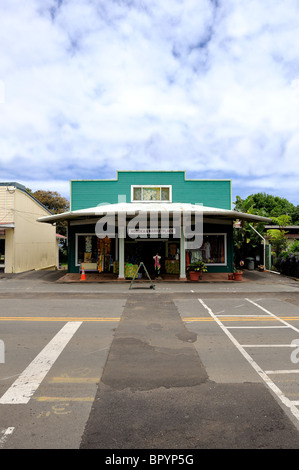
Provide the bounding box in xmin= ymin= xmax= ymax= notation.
xmin=0 ymin=316 xmax=298 ymax=322
xmin=34 ymin=396 xmax=94 ymax=402
xmin=183 ymin=316 xmax=299 ymax=322
xmin=0 ymin=317 xmax=121 ymax=322
xmin=48 ymin=377 xmax=99 ymax=384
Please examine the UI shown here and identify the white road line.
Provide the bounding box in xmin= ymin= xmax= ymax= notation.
xmin=0 ymin=322 xmax=82 ymax=404
xmin=198 ymin=298 xmax=299 ymax=422
xmin=242 ymin=344 xmax=297 ymax=348
xmin=0 ymin=427 xmax=15 ymax=448
xmin=216 ymin=314 xmax=268 ymax=317
xmin=246 ymin=299 xmax=299 ymax=333
xmin=266 ymin=370 xmax=299 ymax=375
xmin=226 ymin=326 xmax=290 ymax=329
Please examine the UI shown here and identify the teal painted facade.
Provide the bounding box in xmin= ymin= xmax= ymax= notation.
xmin=70 ymin=171 xmax=232 ymax=210
xmin=68 ymin=171 xmax=234 ymax=274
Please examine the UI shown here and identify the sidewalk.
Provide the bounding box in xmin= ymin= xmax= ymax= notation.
xmin=57 ymin=269 xmax=297 ymax=284
xmin=58 ymin=271 xmax=247 ymax=283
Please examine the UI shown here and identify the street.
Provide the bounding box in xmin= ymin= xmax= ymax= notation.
xmin=0 ymin=270 xmax=299 ymax=449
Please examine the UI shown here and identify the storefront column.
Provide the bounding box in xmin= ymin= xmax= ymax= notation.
xmin=118 ymin=236 xmax=125 ymax=279
xmin=180 ymin=230 xmax=187 ymax=280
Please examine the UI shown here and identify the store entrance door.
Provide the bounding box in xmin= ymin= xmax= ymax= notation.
xmin=125 ymin=240 xmax=166 ymax=275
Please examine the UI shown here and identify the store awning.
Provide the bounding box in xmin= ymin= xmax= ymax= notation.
xmin=0 ymin=223 xmax=15 ymax=229
xmin=37 ymin=202 xmax=271 ymax=224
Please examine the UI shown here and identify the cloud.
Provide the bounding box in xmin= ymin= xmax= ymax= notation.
xmin=0 ymin=0 xmax=299 ymax=204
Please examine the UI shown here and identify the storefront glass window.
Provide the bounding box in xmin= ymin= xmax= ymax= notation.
xmin=186 ymin=234 xmax=226 ymax=265
xmin=76 ymin=234 xmax=98 ymax=265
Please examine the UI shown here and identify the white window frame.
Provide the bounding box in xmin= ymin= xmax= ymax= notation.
xmin=131 ymin=185 xmax=172 ymax=203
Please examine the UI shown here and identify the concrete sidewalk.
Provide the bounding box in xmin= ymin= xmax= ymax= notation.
xmin=0 ymin=268 xmax=298 ymax=294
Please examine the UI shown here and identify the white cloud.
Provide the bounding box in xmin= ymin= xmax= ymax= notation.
xmin=0 ymin=0 xmax=299 ymax=203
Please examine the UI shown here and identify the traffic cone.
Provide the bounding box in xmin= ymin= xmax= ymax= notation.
xmin=81 ymin=267 xmax=86 ymax=281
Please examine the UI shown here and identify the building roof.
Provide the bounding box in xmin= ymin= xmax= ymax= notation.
xmin=0 ymin=182 xmax=52 ymax=215
xmin=37 ymin=202 xmax=271 ymax=224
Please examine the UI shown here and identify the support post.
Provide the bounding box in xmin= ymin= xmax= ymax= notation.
xmin=118 ymin=236 xmax=125 ymax=280
xmin=180 ymin=228 xmax=187 ymax=281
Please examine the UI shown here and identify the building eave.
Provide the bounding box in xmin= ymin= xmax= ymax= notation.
xmin=37 ymin=202 xmax=272 ymax=225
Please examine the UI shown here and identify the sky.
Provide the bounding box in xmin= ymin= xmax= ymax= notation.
xmin=1 ymin=0 xmax=299 ymax=207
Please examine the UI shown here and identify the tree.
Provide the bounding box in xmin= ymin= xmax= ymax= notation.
xmin=29 ymin=189 xmax=69 ymax=237
xmin=235 ymin=193 xmax=298 ymax=223
xmin=233 ymin=195 xmax=268 ymax=267
xmin=266 ymin=215 xmax=292 ymax=256
xmin=31 ymin=190 xmax=69 ymax=214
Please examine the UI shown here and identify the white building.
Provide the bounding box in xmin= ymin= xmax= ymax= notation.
xmin=0 ymin=183 xmax=57 ymax=273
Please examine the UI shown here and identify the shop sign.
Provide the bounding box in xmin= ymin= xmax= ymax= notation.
xmin=128 ymin=228 xmax=176 ymax=236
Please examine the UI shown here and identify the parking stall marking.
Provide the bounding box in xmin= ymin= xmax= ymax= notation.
xmin=0 ymin=427 xmax=15 ymax=448
xmin=197 ymin=298 xmax=299 ymax=423
xmin=0 ymin=322 xmax=82 ymax=404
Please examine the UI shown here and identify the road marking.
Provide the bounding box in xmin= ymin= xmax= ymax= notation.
xmin=34 ymin=396 xmax=94 ymax=402
xmin=0 ymin=427 xmax=14 ymax=448
xmin=182 ymin=316 xmax=299 ymax=322
xmin=242 ymin=344 xmax=298 ymax=348
xmin=198 ymin=298 xmax=299 ymax=422
xmin=48 ymin=377 xmax=99 ymax=384
xmin=0 ymin=315 xmax=297 ymax=323
xmin=0 ymin=322 xmax=82 ymax=404
xmin=0 ymin=317 xmax=120 ymax=322
xmin=226 ymin=326 xmax=290 ymax=329
xmin=246 ymin=299 xmax=299 ymax=333
xmin=265 ymin=370 xmax=299 ymax=374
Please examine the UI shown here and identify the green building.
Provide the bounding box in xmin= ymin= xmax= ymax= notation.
xmin=38 ymin=171 xmax=270 ymax=279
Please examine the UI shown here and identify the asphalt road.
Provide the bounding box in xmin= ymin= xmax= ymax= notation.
xmin=0 ymin=270 xmax=299 ymax=450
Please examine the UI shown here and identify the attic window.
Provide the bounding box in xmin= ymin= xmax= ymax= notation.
xmin=131 ymin=185 xmax=172 ymax=202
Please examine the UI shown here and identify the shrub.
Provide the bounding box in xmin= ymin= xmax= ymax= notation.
xmin=274 ymin=251 xmax=299 ymax=277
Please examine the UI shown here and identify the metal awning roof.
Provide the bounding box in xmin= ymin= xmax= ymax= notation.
xmin=37 ymin=202 xmax=271 ymax=224
xmin=0 ymin=223 xmax=15 ymax=229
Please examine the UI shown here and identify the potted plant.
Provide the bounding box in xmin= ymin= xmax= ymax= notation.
xmin=187 ymin=261 xmax=207 ymax=281
xmin=233 ymin=269 xmax=243 ymax=281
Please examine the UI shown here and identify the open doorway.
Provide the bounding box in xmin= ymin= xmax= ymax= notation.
xmin=125 ymin=240 xmax=166 ymax=275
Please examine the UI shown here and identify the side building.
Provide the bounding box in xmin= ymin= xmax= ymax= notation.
xmin=0 ymin=183 xmax=57 ymax=273
xmin=38 ymin=171 xmax=271 ymax=279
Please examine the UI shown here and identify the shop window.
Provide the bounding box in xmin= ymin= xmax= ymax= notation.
xmin=0 ymin=238 xmax=5 ymax=266
xmin=76 ymin=234 xmax=98 ymax=265
xmin=131 ymin=185 xmax=172 ymax=202
xmin=186 ymin=234 xmax=227 ymax=266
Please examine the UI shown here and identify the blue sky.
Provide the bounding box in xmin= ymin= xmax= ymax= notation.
xmin=1 ymin=0 xmax=299 ymax=206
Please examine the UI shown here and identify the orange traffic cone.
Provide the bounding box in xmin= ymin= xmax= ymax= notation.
xmin=81 ymin=267 xmax=86 ymax=281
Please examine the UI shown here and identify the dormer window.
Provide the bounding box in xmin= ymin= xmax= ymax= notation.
xmin=131 ymin=185 xmax=172 ymax=202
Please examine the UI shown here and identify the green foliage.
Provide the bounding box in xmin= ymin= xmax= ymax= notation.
xmin=186 ymin=261 xmax=207 ymax=272
xmin=31 ymin=190 xmax=69 ymax=214
xmin=234 ymin=193 xmax=299 ymax=223
xmin=266 ymin=229 xmax=288 ymax=255
xmin=289 ymin=240 xmax=299 ymax=253
xmin=28 ymin=189 xmax=69 ymax=237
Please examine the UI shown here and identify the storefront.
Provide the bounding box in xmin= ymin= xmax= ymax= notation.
xmin=38 ymin=171 xmax=270 ymax=279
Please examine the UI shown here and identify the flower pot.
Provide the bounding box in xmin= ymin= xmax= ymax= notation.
xmin=234 ymin=272 xmax=243 ymax=281
xmin=228 ymin=273 xmax=234 ymax=280
xmin=189 ymin=271 xmax=200 ymax=281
